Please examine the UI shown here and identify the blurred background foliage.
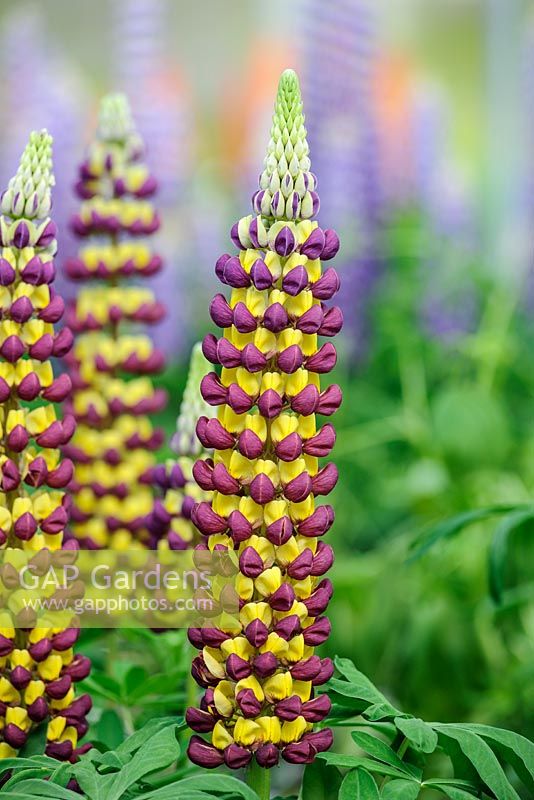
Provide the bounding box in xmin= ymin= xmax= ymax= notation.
xmin=0 ymin=0 xmax=532 ymax=779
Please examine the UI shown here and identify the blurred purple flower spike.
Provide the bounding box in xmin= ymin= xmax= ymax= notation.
xmin=112 ymin=0 xmax=194 ymax=357
xmin=299 ymin=0 xmax=384 ymax=361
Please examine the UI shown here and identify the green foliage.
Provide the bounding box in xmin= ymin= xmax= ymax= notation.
xmin=300 ymin=759 xmax=343 ymax=799
xmin=316 ymin=657 xmax=534 ymax=799
xmin=306 ymin=210 xmax=534 ymax=736
xmin=410 ymin=504 xmax=534 ymax=604
xmin=432 ymin=386 xmax=511 ymax=466
xmin=0 ymin=719 xmax=264 ymax=800
xmin=79 ymin=629 xmax=190 ymax=732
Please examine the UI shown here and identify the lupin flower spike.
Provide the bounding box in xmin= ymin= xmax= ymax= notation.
xmin=186 ymin=69 xmax=343 ymax=771
xmin=148 ymin=343 xmax=215 ymax=551
xmin=0 ymin=131 xmax=91 ymax=761
xmin=63 ymin=94 xmax=167 ymax=549
xmin=172 ymin=342 xmax=217 ymax=458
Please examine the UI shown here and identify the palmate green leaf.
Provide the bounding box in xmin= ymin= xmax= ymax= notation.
xmin=422 ymin=780 xmax=478 ymax=799
xmin=0 ymin=755 xmax=61 ymax=777
xmin=138 ymin=774 xmax=261 ymax=800
xmin=103 ymin=724 xmax=181 ymax=800
xmin=331 ymin=658 xmax=400 ymax=717
xmin=489 ymin=509 xmax=534 ymax=604
xmin=394 ymin=717 xmax=438 ymax=754
xmin=0 ymin=778 xmax=80 ymax=799
xmin=351 ymin=732 xmax=421 ymax=780
xmin=1 ymin=767 xmax=70 ymax=792
xmin=318 ymin=753 xmax=412 ymax=781
xmin=381 ymin=779 xmax=420 ymax=799
xmin=0 ymin=756 xmax=73 ymax=794
xmin=433 ymin=724 xmax=521 ymax=800
xmin=366 ymin=704 xmax=400 ymax=722
xmin=301 ymin=758 xmax=342 ymax=799
xmin=329 ymin=700 xmax=363 ymax=721
xmin=339 ymin=768 xmax=379 ymax=799
xmin=169 ymin=774 xmax=261 ymax=800
xmin=0 ymin=794 xmax=31 ymax=800
xmin=70 ymin=761 xmax=103 ymax=800
xmin=456 ymin=724 xmax=534 ymax=792
xmin=138 ymin=790 xmax=214 ymax=800
xmin=409 ymin=505 xmax=526 ymax=560
xmin=90 ymin=750 xmax=124 ymax=770
xmin=115 ymin=717 xmax=183 ymax=758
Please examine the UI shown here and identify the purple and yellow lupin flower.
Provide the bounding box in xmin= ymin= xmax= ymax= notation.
xmin=186 ymin=69 xmax=342 ymax=770
xmin=63 ymin=94 xmax=167 ymax=549
xmin=148 ymin=343 xmax=215 ymax=550
xmin=0 ymin=131 xmax=91 ymax=760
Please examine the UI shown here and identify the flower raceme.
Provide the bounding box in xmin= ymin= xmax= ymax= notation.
xmin=0 ymin=132 xmax=91 ymax=760
xmin=186 ymin=70 xmax=342 ymax=770
xmin=148 ymin=343 xmax=216 ymax=551
xmin=63 ymin=94 xmax=167 ymax=549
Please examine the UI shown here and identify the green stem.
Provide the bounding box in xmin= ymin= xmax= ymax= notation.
xmin=397 ymin=736 xmax=410 ymax=759
xmin=396 ymin=340 xmax=432 ymax=454
xmin=473 ymin=286 xmax=517 ymax=391
xmin=246 ymin=759 xmax=271 ymax=800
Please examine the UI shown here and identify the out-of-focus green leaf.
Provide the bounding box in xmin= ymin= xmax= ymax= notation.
xmin=409 ymin=505 xmax=525 ymax=560
xmin=95 ymin=709 xmax=125 ymax=750
xmin=123 ymin=665 xmax=149 ymax=699
xmin=432 ymin=387 xmax=511 ymax=466
xmin=18 ymin=726 xmax=48 ymax=758
xmin=489 ymin=509 xmax=534 ymax=603
xmin=82 ymin=674 xmax=123 ymax=703
xmin=126 ymin=665 xmax=187 ymax=703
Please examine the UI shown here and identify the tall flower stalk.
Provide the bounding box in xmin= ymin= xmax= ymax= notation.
xmin=186 ymin=70 xmax=342 ymax=784
xmin=63 ymin=94 xmax=167 ymax=549
xmin=148 ymin=343 xmax=215 ymax=550
xmin=0 ymin=131 xmax=91 ymax=759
